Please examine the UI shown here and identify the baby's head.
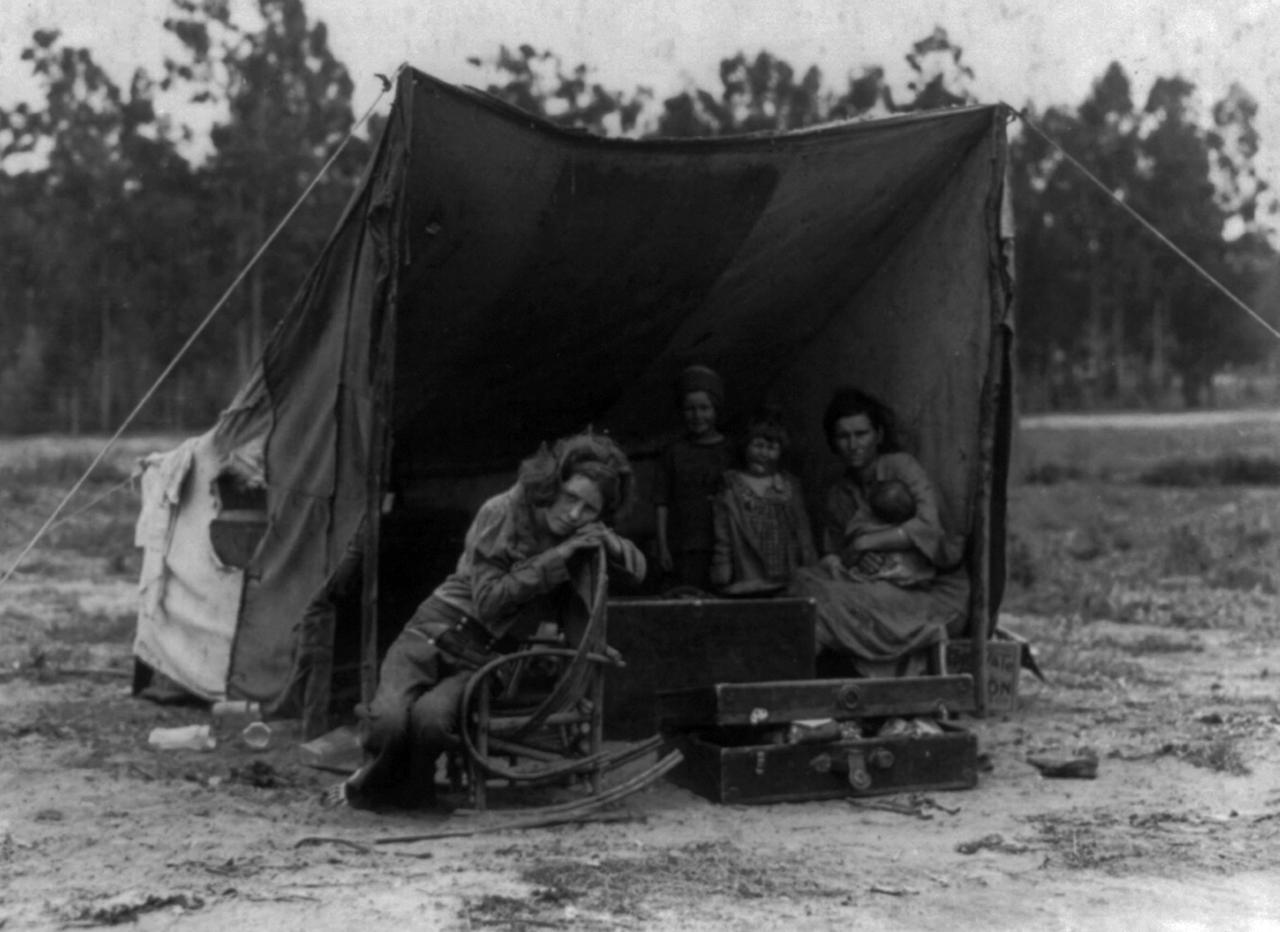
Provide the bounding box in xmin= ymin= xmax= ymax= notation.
xmin=868 ymin=478 xmax=916 ymax=524
xmin=676 ymin=364 xmax=723 ymax=440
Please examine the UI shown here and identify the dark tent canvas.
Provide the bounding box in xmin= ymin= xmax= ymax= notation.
xmin=133 ymin=68 xmax=1014 ymax=717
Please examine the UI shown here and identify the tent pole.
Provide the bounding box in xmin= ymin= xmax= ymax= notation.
xmin=970 ymin=111 xmax=1015 ymax=717
xmin=359 ymin=70 xmax=409 ymax=711
xmin=975 ymin=110 xmax=1018 ymax=717
xmin=360 ymin=380 xmax=392 ymax=710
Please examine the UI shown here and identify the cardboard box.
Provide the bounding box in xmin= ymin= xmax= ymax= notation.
xmin=944 ymin=639 xmax=1021 ymax=713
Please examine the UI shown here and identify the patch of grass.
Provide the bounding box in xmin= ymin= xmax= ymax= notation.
xmin=0 ymin=437 xmax=158 ymax=569
xmin=1166 ymin=610 xmax=1217 ymax=630
xmin=1209 ymin=564 xmax=1277 ymax=594
xmin=1140 ymin=453 xmax=1280 ymax=487
xmin=45 ymin=512 xmax=137 ymax=563
xmin=1006 ymin=532 xmax=1037 ymax=588
xmin=1093 ymin=634 xmax=1203 ymax=655
xmin=50 ymin=611 xmax=135 ymax=645
xmin=1003 ymin=570 xmax=1119 ymax=622
xmin=504 ymin=841 xmax=843 ymax=921
xmin=1054 ymin=653 xmax=1155 ymax=686
xmin=1158 ymin=736 xmax=1251 ymax=775
xmin=1161 ymin=524 xmax=1214 ymax=576
xmin=1019 ymin=413 xmax=1280 ymax=482
xmin=0 ymin=449 xmax=133 ymax=487
xmin=1031 ymin=638 xmax=1152 ymax=686
xmin=1028 ymin=813 xmax=1143 ymax=870
xmin=1022 ymin=461 xmax=1088 ymax=485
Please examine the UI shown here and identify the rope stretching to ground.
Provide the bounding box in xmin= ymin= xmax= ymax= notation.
xmin=1015 ymin=109 xmax=1280 ymax=345
xmin=0 ymin=65 xmax=405 ymax=590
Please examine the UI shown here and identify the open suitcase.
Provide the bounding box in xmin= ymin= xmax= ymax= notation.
xmin=658 ymin=674 xmax=980 ymax=804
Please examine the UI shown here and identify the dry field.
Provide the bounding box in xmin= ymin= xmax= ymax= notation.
xmin=2 ymin=417 xmax=1279 ymax=930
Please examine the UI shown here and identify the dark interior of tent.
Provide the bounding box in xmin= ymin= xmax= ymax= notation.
xmin=242 ymin=71 xmax=1014 ymax=719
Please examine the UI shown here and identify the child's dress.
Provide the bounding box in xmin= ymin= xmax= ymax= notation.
xmin=709 ymin=470 xmax=818 ymax=595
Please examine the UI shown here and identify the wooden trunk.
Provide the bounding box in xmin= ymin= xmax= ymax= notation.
xmin=603 ymin=597 xmax=816 ymax=739
xmin=659 ymin=676 xmax=979 ymax=804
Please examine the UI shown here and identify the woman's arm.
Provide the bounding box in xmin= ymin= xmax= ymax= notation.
xmin=851 ymin=523 xmax=914 ymax=553
xmin=653 ymin=446 xmax=675 ymax=572
xmin=599 ymin=525 xmax=647 ymax=585
xmin=655 ymin=505 xmax=673 ymax=572
xmin=818 ymin=486 xmax=849 ymax=575
xmin=787 ymin=476 xmax=820 ymax=567
xmin=466 ymin=498 xmax=572 ymax=626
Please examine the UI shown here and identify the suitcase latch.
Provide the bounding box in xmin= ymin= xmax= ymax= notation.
xmin=836 ymin=684 xmax=861 ymax=712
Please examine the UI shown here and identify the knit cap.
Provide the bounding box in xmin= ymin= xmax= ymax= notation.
xmin=676 ymin=364 xmax=724 ymax=409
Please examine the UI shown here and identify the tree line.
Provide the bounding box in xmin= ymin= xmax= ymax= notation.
xmin=0 ymin=0 xmax=370 ymax=433
xmin=1 ymin=0 xmax=1275 ymax=434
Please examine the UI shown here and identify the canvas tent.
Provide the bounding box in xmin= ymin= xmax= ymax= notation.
xmin=134 ymin=67 xmax=1015 ymax=720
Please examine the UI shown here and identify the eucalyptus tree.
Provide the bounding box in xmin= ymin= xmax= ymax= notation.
xmin=0 ymin=30 xmax=195 ymax=432
xmin=162 ymin=0 xmax=364 ymax=381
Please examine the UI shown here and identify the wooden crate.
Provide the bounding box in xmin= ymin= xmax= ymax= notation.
xmin=944 ymin=639 xmax=1021 ymax=713
xmin=603 ymin=597 xmax=816 ymax=740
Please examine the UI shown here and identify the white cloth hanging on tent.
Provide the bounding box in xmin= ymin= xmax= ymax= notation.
xmin=133 ymin=431 xmax=243 ymax=699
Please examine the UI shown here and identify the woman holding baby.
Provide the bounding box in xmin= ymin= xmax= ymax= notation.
xmin=792 ymin=388 xmax=970 ymax=675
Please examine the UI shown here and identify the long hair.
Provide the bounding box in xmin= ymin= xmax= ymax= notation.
xmin=821 ymin=388 xmax=902 ymax=454
xmin=517 ymin=431 xmax=635 ymax=522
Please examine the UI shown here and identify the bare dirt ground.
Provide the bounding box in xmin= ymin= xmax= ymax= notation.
xmin=2 ymin=423 xmax=1280 ymax=931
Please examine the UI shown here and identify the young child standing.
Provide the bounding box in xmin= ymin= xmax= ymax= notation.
xmin=654 ymin=365 xmax=732 ymax=591
xmin=709 ymin=413 xmax=818 ymax=596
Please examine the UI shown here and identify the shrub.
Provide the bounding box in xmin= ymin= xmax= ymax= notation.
xmin=1162 ymin=525 xmax=1213 ymax=576
xmin=1209 ymin=565 xmax=1277 ymax=594
xmin=1140 ymin=454 xmax=1280 ymax=487
xmin=0 ymin=450 xmax=132 ymax=487
xmin=1160 ymin=736 xmax=1250 ymax=775
xmin=1022 ymin=461 xmax=1087 ymax=485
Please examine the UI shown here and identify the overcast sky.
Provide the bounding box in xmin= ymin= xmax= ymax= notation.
xmin=3 ymin=0 xmax=1279 ymax=186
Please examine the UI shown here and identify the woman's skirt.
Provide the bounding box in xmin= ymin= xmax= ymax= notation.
xmin=791 ymin=564 xmax=970 ymax=663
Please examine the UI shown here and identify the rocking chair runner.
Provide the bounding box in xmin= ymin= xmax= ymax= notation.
xmin=457 ymin=547 xmax=673 ymax=810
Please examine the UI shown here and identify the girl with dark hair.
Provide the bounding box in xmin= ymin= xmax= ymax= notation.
xmin=325 ymin=432 xmax=645 ymax=810
xmin=793 ymin=388 xmax=968 ymax=674
xmin=708 ymin=412 xmax=817 ymax=596
xmin=654 ymin=364 xmax=733 ymax=590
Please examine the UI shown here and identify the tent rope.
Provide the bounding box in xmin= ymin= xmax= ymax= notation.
xmin=0 ymin=65 xmax=406 ymax=590
xmin=1014 ymin=108 xmax=1280 ymax=344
